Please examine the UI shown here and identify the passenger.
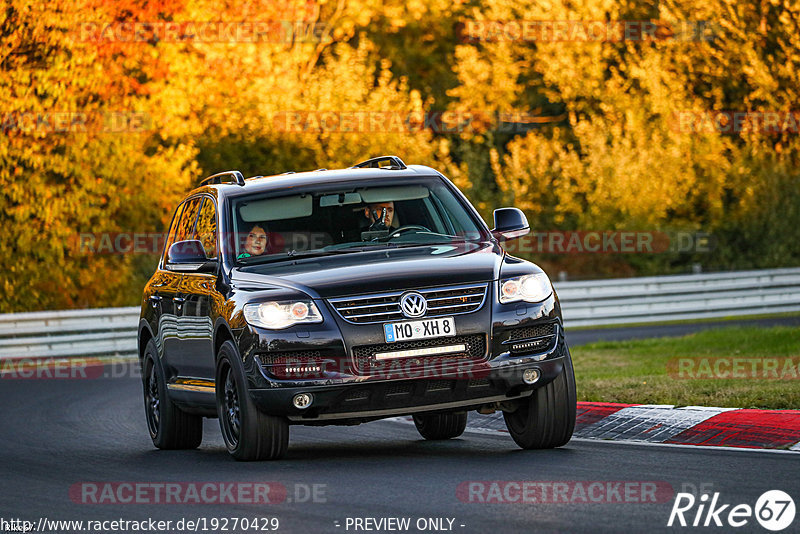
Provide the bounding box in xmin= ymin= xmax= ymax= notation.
xmin=238 ymin=224 xmax=268 ymax=259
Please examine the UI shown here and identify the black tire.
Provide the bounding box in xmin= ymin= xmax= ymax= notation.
xmin=503 ymin=345 xmax=577 ymax=449
xmin=216 ymin=341 xmax=289 ymax=461
xmin=413 ymin=411 xmax=468 ymax=440
xmin=142 ymin=339 xmax=203 ymax=450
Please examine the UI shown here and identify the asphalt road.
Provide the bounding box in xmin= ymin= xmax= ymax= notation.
xmin=1 ymin=370 xmax=798 ymax=534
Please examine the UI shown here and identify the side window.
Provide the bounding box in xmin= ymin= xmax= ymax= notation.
xmin=195 ymin=198 xmax=217 ymax=258
xmin=163 ymin=202 xmax=186 ymax=260
xmin=174 ymin=197 xmax=202 ymax=243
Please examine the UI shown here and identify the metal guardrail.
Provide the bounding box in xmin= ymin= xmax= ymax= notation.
xmin=0 ymin=308 xmax=139 ymax=360
xmin=1 ymin=268 xmax=799 ymax=361
xmin=558 ymin=267 xmax=800 ymax=327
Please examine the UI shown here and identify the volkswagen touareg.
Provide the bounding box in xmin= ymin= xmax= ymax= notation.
xmin=138 ymin=155 xmax=576 ymax=460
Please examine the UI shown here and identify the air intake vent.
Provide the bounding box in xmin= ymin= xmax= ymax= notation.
xmin=259 ymin=351 xmax=335 ymax=379
xmin=503 ymin=323 xmax=558 ymax=355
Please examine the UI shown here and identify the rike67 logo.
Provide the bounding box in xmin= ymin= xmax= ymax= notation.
xmin=668 ymin=490 xmax=795 ymax=531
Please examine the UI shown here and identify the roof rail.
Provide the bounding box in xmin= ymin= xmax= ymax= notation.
xmin=199 ymin=170 xmax=246 ymax=187
xmin=351 ymin=155 xmax=407 ymax=170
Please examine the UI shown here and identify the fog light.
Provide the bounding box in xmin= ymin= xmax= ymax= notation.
xmin=522 ymin=368 xmax=540 ymax=385
xmin=292 ymin=393 xmax=313 ymax=409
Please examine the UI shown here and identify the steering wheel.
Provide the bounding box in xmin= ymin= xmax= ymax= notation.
xmin=387 ymin=225 xmax=432 ymax=238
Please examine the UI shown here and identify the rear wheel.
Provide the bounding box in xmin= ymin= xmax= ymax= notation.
xmin=216 ymin=341 xmax=289 ymax=461
xmin=503 ymin=346 xmax=576 ymax=449
xmin=413 ymin=411 xmax=467 ymax=440
xmin=141 ymin=339 xmax=203 ymax=449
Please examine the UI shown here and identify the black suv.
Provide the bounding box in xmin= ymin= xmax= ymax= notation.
xmin=138 ymin=156 xmax=576 ymax=460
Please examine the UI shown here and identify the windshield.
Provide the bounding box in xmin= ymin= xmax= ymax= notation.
xmin=230 ymin=177 xmax=488 ymax=265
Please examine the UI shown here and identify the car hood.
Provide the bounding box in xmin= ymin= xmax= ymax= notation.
xmin=230 ymin=242 xmax=506 ymax=298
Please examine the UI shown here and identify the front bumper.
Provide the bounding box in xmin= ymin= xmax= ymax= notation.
xmin=239 ymin=288 xmax=566 ymax=423
xmin=249 ymin=336 xmax=566 ymax=423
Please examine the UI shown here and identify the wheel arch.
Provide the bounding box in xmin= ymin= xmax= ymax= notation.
xmin=214 ymin=319 xmax=236 ymax=362
xmin=138 ymin=320 xmax=155 ymax=362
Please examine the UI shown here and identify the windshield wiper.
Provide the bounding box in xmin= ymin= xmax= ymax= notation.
xmin=241 ymin=249 xmax=357 ymax=265
xmin=402 ymin=232 xmax=463 ymax=240
xmin=328 ymin=242 xmax=401 ymax=252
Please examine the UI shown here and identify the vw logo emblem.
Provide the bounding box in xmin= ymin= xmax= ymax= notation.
xmin=399 ymin=292 xmax=427 ymax=318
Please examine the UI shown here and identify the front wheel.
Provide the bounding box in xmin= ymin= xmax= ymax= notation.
xmin=503 ymin=346 xmax=577 ymax=449
xmin=413 ymin=411 xmax=467 ymax=440
xmin=141 ymin=339 xmax=203 ymax=450
xmin=216 ymin=341 xmax=289 ymax=461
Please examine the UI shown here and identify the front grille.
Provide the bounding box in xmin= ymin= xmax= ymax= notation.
xmin=328 ymin=283 xmax=487 ymax=324
xmin=505 ymin=322 xmax=558 ymax=355
xmin=352 ymin=334 xmax=487 ymax=375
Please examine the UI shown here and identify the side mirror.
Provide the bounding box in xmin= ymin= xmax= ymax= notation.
xmin=491 ymin=208 xmax=530 ymax=241
xmin=166 ymin=240 xmax=218 ymax=273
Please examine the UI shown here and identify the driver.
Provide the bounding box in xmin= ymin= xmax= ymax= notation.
xmin=237 ymin=224 xmax=268 ymax=259
xmin=363 ymin=201 xmax=396 ymax=231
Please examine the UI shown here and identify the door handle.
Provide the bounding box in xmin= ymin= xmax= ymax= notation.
xmin=149 ymin=295 xmax=162 ymax=308
xmin=173 ymin=297 xmax=186 ymax=304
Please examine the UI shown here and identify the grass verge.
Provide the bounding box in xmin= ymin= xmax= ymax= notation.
xmin=572 ymin=325 xmax=800 ymax=409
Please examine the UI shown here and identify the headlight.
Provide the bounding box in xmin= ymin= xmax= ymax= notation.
xmin=244 ymin=300 xmax=323 ymax=329
xmin=499 ymin=273 xmax=553 ymax=304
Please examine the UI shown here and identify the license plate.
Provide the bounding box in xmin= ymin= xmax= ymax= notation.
xmin=383 ymin=317 xmax=455 ymax=343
